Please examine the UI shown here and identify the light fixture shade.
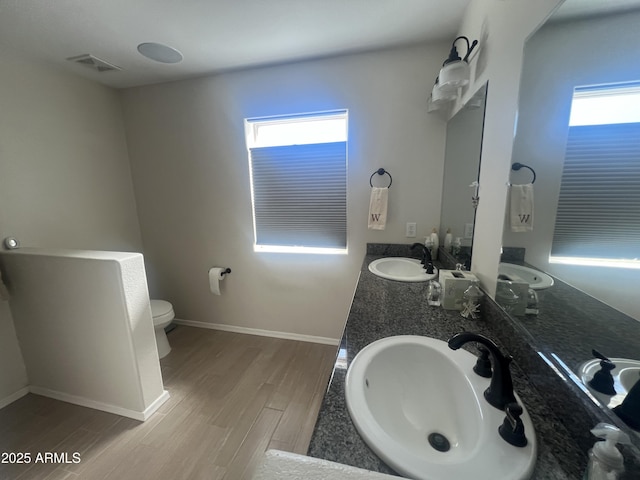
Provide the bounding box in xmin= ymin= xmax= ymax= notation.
xmin=439 ymin=60 xmax=470 ymax=91
xmin=431 ymin=81 xmax=457 ymax=104
xmin=427 ymin=94 xmax=440 ymax=112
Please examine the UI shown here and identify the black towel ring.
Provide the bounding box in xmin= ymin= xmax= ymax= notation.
xmin=511 ymin=163 xmax=536 ymax=184
xmin=370 ymin=168 xmax=392 ymax=188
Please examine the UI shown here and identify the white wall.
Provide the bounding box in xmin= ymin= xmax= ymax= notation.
xmin=0 ymin=301 xmax=28 ymax=408
xmin=121 ymin=43 xmax=448 ymax=341
xmin=0 ymin=45 xmax=144 ymax=404
xmin=502 ymin=11 xmax=640 ymax=321
xmin=0 ymin=48 xmax=143 ymax=252
xmin=1 ymin=249 xmax=167 ymax=420
xmin=452 ymin=0 xmax=563 ymax=295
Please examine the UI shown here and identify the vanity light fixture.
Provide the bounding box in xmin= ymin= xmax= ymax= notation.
xmin=431 ymin=77 xmax=457 ymax=104
xmin=427 ymin=77 xmax=457 ymax=113
xmin=428 ymin=36 xmax=479 ymax=112
xmin=438 ymin=36 xmax=478 ymax=91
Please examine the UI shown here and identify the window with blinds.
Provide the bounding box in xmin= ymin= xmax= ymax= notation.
xmin=245 ymin=111 xmax=348 ymax=254
xmin=550 ymin=83 xmax=640 ymax=267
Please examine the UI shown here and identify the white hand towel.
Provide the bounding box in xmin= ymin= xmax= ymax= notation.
xmin=510 ymin=184 xmax=534 ymax=232
xmin=368 ymin=187 xmax=388 ymax=230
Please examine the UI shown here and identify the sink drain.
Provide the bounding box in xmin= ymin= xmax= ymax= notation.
xmin=428 ymin=432 xmax=451 ymax=452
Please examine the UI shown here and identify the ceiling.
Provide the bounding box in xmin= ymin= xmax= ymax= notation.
xmin=551 ymin=0 xmax=640 ymax=22
xmin=0 ymin=0 xmax=471 ymax=89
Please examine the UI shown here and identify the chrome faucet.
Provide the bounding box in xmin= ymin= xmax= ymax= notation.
xmin=448 ymin=332 xmax=517 ymax=410
xmin=410 ymin=243 xmax=434 ymax=274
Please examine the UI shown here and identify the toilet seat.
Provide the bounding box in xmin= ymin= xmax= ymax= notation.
xmin=150 ymin=299 xmax=174 ymax=326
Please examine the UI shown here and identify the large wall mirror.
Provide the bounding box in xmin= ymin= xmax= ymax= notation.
xmin=498 ymin=0 xmax=640 ymax=436
xmin=439 ymin=83 xmax=487 ymax=266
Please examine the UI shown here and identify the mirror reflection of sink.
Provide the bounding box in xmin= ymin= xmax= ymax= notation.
xmin=368 ymin=257 xmax=438 ymax=282
xmin=578 ymin=358 xmax=640 ymax=408
xmin=498 ymin=263 xmax=554 ymax=290
xmin=345 ymin=335 xmax=536 ymax=480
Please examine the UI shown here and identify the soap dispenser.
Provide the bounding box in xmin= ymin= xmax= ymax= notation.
xmin=424 ymin=235 xmax=434 ymax=258
xmin=584 ymin=423 xmax=630 ymax=480
xmin=524 ymin=288 xmax=539 ymax=315
xmin=452 ymin=237 xmax=462 ymax=256
xmin=443 ymin=228 xmax=453 ymax=253
xmin=429 ymin=228 xmax=439 ymax=260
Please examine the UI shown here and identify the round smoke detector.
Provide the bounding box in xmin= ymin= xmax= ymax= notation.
xmin=137 ymin=43 xmax=183 ymax=64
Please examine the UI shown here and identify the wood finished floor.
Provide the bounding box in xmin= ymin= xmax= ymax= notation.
xmin=0 ymin=326 xmax=337 ymax=480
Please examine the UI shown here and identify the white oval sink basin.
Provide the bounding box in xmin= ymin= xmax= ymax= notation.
xmin=578 ymin=357 xmax=640 ymax=408
xmin=498 ymin=263 xmax=554 ymax=290
xmin=368 ymin=257 xmax=438 ymax=282
xmin=345 ymin=335 xmax=536 ymax=480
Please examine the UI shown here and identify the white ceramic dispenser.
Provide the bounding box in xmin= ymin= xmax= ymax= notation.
xmin=584 ymin=423 xmax=630 ymax=480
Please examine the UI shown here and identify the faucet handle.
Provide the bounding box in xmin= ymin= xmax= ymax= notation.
xmin=589 ymin=349 xmax=617 ymax=395
xmin=592 ymin=349 xmax=616 ymax=368
xmin=473 ymin=345 xmax=492 ymax=378
xmin=498 ymin=402 xmax=528 ymax=447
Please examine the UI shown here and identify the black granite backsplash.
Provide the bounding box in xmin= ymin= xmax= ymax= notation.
xmin=308 ymin=244 xmax=640 ymax=479
xmin=501 ymin=246 xmax=526 ymax=263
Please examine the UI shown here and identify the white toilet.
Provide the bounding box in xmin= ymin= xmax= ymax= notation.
xmin=150 ymin=299 xmax=174 ymax=359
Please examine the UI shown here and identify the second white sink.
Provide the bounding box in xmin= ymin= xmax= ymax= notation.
xmin=498 ymin=263 xmax=554 ymax=290
xmin=578 ymin=357 xmax=640 ymax=408
xmin=345 ymin=335 xmax=536 ymax=480
xmin=368 ymin=257 xmax=438 ymax=282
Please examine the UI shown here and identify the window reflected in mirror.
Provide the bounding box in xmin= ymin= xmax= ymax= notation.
xmin=551 ymin=83 xmax=640 ymax=269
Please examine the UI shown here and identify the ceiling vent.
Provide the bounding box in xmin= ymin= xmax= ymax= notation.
xmin=66 ymin=54 xmax=121 ymax=72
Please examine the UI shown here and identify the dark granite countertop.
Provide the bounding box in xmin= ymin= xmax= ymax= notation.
xmin=501 ymin=263 xmax=640 ymax=374
xmin=307 ymin=244 xmax=588 ymax=480
xmin=499 ymin=247 xmax=640 ymax=376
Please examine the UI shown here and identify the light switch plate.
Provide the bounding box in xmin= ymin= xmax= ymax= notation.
xmin=464 ymin=223 xmax=474 ymax=239
xmin=406 ymin=222 xmax=417 ymax=237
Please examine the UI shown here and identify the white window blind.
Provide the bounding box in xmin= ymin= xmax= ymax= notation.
xmin=551 ymin=122 xmax=640 ymax=260
xmin=245 ymin=111 xmax=348 ymax=253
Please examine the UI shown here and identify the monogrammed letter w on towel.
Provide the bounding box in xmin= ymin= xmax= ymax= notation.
xmin=510 ymin=184 xmax=534 ymax=232
xmin=368 ymin=187 xmax=388 ymax=230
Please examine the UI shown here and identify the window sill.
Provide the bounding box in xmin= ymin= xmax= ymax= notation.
xmin=549 ymin=256 xmax=640 ymax=269
xmin=254 ymin=245 xmax=348 ymax=255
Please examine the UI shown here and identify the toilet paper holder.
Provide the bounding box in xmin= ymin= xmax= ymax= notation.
xmin=220 ymin=267 xmax=231 ymax=276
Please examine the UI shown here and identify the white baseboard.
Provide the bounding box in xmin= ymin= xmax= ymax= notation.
xmin=141 ymin=390 xmax=170 ymax=420
xmin=0 ymin=386 xmax=29 ymax=410
xmin=28 ymin=386 xmax=170 ymax=421
xmin=173 ymin=319 xmax=340 ymax=346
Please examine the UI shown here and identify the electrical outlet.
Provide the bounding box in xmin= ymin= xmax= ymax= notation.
xmin=406 ymin=222 xmax=417 ymax=238
xmin=464 ymin=223 xmax=474 ymax=239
